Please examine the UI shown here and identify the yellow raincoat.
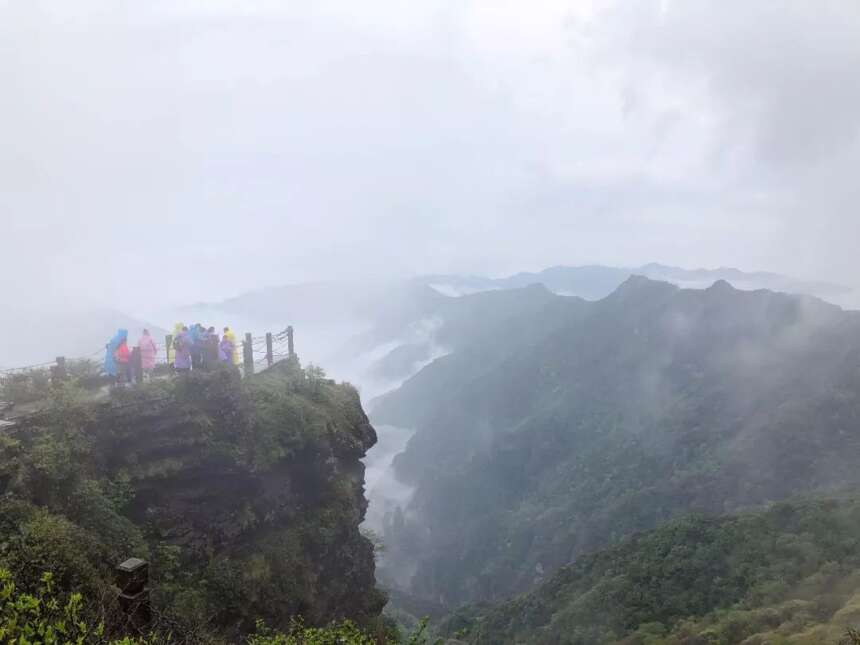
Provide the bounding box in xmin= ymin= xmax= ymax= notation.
xmin=223 ymin=328 xmax=240 ymax=365
xmin=168 ymin=322 xmax=183 ymax=364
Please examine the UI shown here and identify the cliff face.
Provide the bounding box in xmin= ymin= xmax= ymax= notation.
xmin=0 ymin=361 xmax=385 ymax=636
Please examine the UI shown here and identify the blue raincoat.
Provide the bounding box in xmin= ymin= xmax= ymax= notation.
xmin=104 ymin=329 xmax=128 ymax=377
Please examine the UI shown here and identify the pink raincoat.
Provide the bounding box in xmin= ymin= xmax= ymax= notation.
xmin=138 ymin=331 xmax=158 ymax=370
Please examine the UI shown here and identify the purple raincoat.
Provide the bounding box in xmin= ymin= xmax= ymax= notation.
xmin=173 ymin=331 xmax=192 ymax=370
xmin=219 ymin=338 xmax=234 ymax=363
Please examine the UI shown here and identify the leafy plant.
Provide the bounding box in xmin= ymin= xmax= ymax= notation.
xmin=0 ymin=569 xmax=105 ymax=644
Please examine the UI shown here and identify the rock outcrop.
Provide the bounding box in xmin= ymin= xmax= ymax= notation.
xmin=0 ymin=361 xmax=385 ymax=637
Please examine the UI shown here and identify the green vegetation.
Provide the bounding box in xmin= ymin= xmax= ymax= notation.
xmin=0 ymin=359 xmax=106 ymax=405
xmin=0 ymin=362 xmax=386 ymax=642
xmin=0 ymin=566 xmax=437 ymax=644
xmin=1 ymin=367 xmax=53 ymax=405
xmin=441 ymin=498 xmax=860 ymax=644
xmin=0 ymin=569 xmax=105 ymax=644
xmin=374 ymin=278 xmax=860 ymax=607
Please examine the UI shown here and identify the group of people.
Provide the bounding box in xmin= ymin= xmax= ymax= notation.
xmin=170 ymin=323 xmax=239 ymax=372
xmin=104 ymin=324 xmax=240 ymax=384
xmin=104 ymin=329 xmax=159 ymax=384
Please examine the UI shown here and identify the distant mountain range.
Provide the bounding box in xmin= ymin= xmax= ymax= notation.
xmin=2 ymin=263 xmax=852 ymax=376
xmin=371 ymin=276 xmax=860 ymax=607
xmin=160 ymin=264 xmax=854 ymax=394
xmin=421 ymin=263 xmax=851 ymax=301
xmin=176 ymin=264 xmax=851 ymax=332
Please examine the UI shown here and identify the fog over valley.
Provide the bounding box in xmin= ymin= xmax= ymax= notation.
xmin=3 ymin=2 xmax=860 ymax=644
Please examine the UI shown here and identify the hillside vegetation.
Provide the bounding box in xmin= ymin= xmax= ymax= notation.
xmin=442 ymin=498 xmax=860 ymax=644
xmin=0 ymin=362 xmax=387 ymax=641
xmin=373 ymin=278 xmax=860 ymax=606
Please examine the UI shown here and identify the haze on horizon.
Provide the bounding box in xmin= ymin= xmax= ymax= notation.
xmin=2 ymin=0 xmax=859 ymax=315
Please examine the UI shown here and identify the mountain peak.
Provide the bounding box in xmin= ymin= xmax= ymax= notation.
xmin=603 ymin=274 xmax=679 ymax=306
xmin=707 ymin=279 xmax=736 ymax=292
xmin=617 ymin=273 xmax=676 ymax=292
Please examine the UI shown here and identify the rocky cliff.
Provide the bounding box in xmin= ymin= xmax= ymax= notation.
xmin=0 ymin=361 xmax=385 ymax=638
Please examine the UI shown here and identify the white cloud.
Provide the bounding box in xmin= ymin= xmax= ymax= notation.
xmin=1 ymin=0 xmax=858 ymax=314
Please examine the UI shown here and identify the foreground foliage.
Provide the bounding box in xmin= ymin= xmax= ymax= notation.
xmin=0 ymin=569 xmax=104 ymax=644
xmin=0 ymin=567 xmax=437 ymax=644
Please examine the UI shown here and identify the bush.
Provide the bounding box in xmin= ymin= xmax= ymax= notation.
xmin=0 ymin=568 xmax=105 ymax=644
xmin=1 ymin=368 xmax=52 ymax=405
xmin=248 ymin=619 xmax=376 ymax=645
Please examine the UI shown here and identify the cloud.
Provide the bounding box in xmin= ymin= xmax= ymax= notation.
xmin=580 ymin=0 xmax=860 ymax=280
xmin=1 ymin=0 xmax=858 ymax=314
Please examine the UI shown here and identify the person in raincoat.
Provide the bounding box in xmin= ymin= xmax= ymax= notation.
xmin=173 ymin=326 xmax=192 ymax=372
xmin=104 ymin=329 xmax=125 ymax=379
xmin=219 ymin=330 xmax=235 ymax=364
xmin=189 ymin=324 xmax=204 ymax=370
xmin=168 ymin=323 xmax=183 ymax=364
xmin=204 ymin=326 xmax=219 ymax=369
xmin=222 ymin=327 xmax=240 ymax=365
xmin=113 ymin=329 xmax=131 ymax=384
xmin=137 ymin=329 xmax=158 ymax=381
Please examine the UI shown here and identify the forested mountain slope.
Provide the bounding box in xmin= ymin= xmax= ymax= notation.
xmin=442 ymin=497 xmax=860 ymax=644
xmin=0 ymin=363 xmax=386 ymax=641
xmin=373 ymin=277 xmax=860 ymax=606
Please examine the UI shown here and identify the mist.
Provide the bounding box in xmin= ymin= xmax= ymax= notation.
xmin=3 ymin=2 xmax=860 ymax=643
xmin=3 ymin=0 xmax=860 ymax=316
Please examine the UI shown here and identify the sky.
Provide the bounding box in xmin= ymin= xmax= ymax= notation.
xmin=2 ymin=0 xmax=859 ymax=313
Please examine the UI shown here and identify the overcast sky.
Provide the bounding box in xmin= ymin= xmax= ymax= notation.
xmin=2 ymin=0 xmax=859 ymax=313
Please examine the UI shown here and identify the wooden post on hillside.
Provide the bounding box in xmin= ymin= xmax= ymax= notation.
xmin=287 ymin=326 xmax=295 ymax=357
xmin=51 ymin=357 xmax=66 ymax=387
xmin=116 ymin=558 xmax=151 ymax=631
xmin=265 ymin=332 xmax=274 ymax=367
xmin=243 ymin=333 xmax=254 ymax=375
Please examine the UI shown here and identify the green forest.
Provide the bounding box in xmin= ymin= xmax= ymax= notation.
xmin=441 ymin=499 xmax=860 ymax=643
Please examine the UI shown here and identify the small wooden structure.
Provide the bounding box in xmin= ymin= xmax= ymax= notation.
xmin=116 ymin=557 xmax=151 ymax=629
xmin=243 ymin=333 xmax=254 ymax=375
xmin=130 ymin=347 xmax=143 ymax=383
xmin=50 ymin=357 xmax=66 ymax=387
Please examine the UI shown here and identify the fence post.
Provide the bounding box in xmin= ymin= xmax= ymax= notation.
xmin=131 ymin=347 xmax=143 ymax=383
xmin=116 ymin=557 xmax=151 ymax=631
xmin=165 ymin=334 xmax=173 ymax=366
xmin=265 ymin=332 xmax=274 ymax=367
xmin=243 ymin=333 xmax=254 ymax=375
xmin=287 ymin=326 xmax=295 ymax=357
xmin=51 ymin=357 xmax=67 ymax=387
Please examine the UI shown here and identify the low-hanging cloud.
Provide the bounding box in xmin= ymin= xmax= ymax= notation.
xmin=2 ymin=0 xmax=858 ymax=315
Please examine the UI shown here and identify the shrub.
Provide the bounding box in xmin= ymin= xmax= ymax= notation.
xmin=0 ymin=569 xmax=105 ymax=644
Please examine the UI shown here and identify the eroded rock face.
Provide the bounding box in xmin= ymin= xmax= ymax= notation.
xmin=2 ymin=363 xmax=385 ymax=634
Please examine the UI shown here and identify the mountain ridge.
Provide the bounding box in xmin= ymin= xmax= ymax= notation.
xmin=372 ymin=276 xmax=860 ymax=607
